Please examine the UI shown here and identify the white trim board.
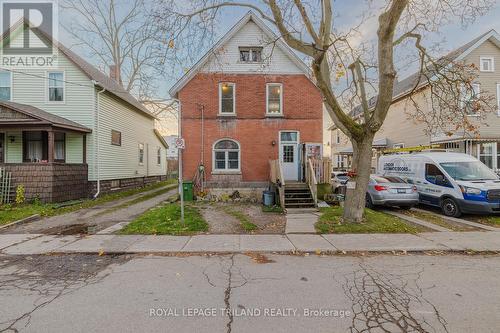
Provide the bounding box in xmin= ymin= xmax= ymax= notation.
xmin=168 ymin=11 xmax=312 ymax=97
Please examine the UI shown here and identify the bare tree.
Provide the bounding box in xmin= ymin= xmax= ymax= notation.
xmin=157 ymin=0 xmax=494 ymax=223
xmin=61 ymin=0 xmax=179 ymax=117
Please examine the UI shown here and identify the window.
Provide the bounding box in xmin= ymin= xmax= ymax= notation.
xmin=157 ymin=147 xmax=161 ymax=165
xmin=497 ymin=83 xmax=500 ymax=116
xmin=266 ymin=83 xmax=282 ymax=115
xmin=461 ymin=83 xmax=481 ymax=115
xmin=48 ymin=72 xmax=64 ymax=102
xmin=111 ymin=130 xmax=121 ymax=146
xmin=0 ymin=71 xmax=11 ymax=100
xmin=0 ymin=133 xmax=4 ymax=163
xmin=138 ymin=143 xmax=144 ymax=164
xmin=479 ymin=142 xmax=494 ymax=169
xmin=213 ymin=139 xmax=240 ymax=171
xmin=336 ymin=131 xmax=341 ymax=144
xmin=480 ymin=57 xmax=494 ymax=72
xmin=54 ymin=132 xmax=65 ymax=162
xmin=219 ymin=83 xmax=235 ymax=114
xmin=425 ymin=163 xmax=450 ymax=186
xmin=23 ymin=131 xmax=47 ymax=162
xmin=393 ymin=143 xmax=405 ymax=149
xmin=239 ymin=47 xmax=262 ymax=62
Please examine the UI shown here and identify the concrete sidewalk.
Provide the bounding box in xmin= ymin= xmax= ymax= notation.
xmin=1 ymin=231 xmax=499 ymax=255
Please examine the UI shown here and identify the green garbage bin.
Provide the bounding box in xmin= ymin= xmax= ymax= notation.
xmin=182 ymin=181 xmax=194 ymax=201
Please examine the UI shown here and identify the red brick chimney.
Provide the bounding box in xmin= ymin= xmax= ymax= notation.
xmin=109 ymin=64 xmax=120 ymax=84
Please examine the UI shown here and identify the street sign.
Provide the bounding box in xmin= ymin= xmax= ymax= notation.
xmin=174 ymin=137 xmax=185 ymax=149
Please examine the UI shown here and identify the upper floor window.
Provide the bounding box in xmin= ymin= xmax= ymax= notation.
xmin=111 ymin=130 xmax=122 ymax=146
xmin=48 ymin=72 xmax=64 ymax=102
xmin=157 ymin=147 xmax=162 ymax=165
xmin=0 ymin=71 xmax=11 ymax=101
xmin=239 ymin=47 xmax=262 ymax=63
xmin=266 ymin=83 xmax=282 ymax=115
xmin=219 ymin=83 xmax=235 ymax=115
xmin=138 ymin=143 xmax=144 ymax=165
xmin=480 ymin=57 xmax=494 ymax=72
xmin=336 ymin=131 xmax=341 ymax=144
xmin=462 ymin=83 xmax=481 ymax=115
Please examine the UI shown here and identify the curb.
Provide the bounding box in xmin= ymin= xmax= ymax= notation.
xmin=0 ymin=214 xmax=40 ymax=230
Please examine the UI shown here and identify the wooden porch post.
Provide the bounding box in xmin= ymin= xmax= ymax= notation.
xmin=47 ymin=130 xmax=54 ymax=163
xmin=83 ymin=134 xmax=87 ymax=164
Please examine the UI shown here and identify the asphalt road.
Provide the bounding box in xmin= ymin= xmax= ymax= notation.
xmin=0 ymin=253 xmax=499 ymax=333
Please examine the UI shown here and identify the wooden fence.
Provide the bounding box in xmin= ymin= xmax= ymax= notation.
xmin=310 ymin=158 xmax=332 ymax=184
xmin=269 ymin=159 xmax=285 ymax=207
xmin=0 ymin=167 xmax=12 ymax=204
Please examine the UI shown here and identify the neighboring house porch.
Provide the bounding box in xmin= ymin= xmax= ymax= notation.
xmin=0 ymin=101 xmax=90 ymax=202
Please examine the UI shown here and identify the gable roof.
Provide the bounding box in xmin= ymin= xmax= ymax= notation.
xmin=329 ymin=29 xmax=500 ymax=130
xmin=0 ymin=100 xmax=92 ymax=133
xmin=169 ymin=11 xmax=312 ymax=97
xmin=2 ymin=19 xmax=155 ymax=120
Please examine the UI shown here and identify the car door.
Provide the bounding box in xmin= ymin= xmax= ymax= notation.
xmin=421 ymin=163 xmax=453 ymax=206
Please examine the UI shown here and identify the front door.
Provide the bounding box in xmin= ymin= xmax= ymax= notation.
xmin=279 ymin=131 xmax=299 ymax=181
xmin=0 ymin=133 xmax=4 ymax=163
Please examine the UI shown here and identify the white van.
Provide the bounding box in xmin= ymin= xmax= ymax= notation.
xmin=378 ymin=152 xmax=500 ymax=217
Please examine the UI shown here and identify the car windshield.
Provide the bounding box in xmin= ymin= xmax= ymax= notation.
xmin=337 ymin=175 xmax=349 ymax=181
xmin=372 ymin=176 xmax=405 ymax=183
xmin=440 ymin=161 xmax=499 ymax=181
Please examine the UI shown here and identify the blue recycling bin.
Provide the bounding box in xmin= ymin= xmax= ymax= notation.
xmin=262 ymin=191 xmax=275 ymax=206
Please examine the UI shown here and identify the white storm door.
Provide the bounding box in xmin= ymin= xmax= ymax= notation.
xmin=279 ymin=131 xmax=299 ymax=181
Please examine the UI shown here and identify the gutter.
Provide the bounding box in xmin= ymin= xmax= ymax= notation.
xmin=92 ymin=81 xmax=106 ymax=199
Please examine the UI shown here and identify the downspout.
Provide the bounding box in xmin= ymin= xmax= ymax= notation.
xmin=93 ymin=80 xmax=106 ymax=199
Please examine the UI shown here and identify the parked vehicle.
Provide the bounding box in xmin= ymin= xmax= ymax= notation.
xmin=366 ymin=175 xmax=419 ymax=209
xmin=331 ymin=172 xmax=349 ymax=193
xmin=378 ymin=152 xmax=500 ymax=217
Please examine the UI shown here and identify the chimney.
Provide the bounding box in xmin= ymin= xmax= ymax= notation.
xmin=109 ymin=64 xmax=120 ymax=84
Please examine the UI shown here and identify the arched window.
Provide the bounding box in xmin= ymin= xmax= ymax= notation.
xmin=213 ymin=139 xmax=240 ymax=171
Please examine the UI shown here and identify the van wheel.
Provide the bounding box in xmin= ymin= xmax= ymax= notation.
xmin=365 ymin=194 xmax=374 ymax=209
xmin=441 ymin=198 xmax=461 ymax=217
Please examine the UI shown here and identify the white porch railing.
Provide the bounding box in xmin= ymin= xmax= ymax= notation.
xmin=305 ymin=158 xmax=318 ymax=207
xmin=0 ymin=167 xmax=12 ymax=204
xmin=269 ymin=159 xmax=286 ymax=207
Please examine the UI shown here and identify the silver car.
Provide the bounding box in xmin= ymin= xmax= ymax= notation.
xmin=366 ymin=175 xmax=418 ymax=209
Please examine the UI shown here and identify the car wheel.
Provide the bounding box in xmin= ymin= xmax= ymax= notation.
xmin=365 ymin=194 xmax=374 ymax=209
xmin=441 ymin=198 xmax=461 ymax=217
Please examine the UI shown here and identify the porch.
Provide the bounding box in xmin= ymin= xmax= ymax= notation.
xmin=0 ymin=101 xmax=91 ymax=202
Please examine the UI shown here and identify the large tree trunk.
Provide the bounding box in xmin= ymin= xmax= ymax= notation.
xmin=343 ymin=133 xmax=375 ymax=223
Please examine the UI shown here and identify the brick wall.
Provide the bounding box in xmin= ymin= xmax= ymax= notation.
xmin=1 ymin=163 xmax=88 ymax=203
xmin=178 ymin=73 xmax=323 ymax=184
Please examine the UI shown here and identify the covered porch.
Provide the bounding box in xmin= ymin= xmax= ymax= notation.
xmin=0 ymin=101 xmax=91 ymax=202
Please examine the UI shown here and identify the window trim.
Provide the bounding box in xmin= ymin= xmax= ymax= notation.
xmin=138 ymin=143 xmax=145 ymax=165
xmin=238 ymin=46 xmax=263 ymax=63
xmin=480 ymin=56 xmax=495 ymax=72
xmin=0 ymin=70 xmax=12 ymax=101
xmin=46 ymin=71 xmax=65 ymax=103
xmin=266 ymin=83 xmax=283 ymax=116
xmin=111 ymin=130 xmax=122 ymax=146
xmin=212 ymin=138 xmax=241 ymax=173
xmin=157 ymin=147 xmax=162 ymax=165
xmin=218 ymin=82 xmax=236 ymax=116
xmin=497 ymin=83 xmax=500 ymax=116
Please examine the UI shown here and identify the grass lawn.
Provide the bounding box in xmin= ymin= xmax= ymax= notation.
xmin=0 ymin=179 xmax=177 ymax=226
xmin=119 ymin=203 xmax=208 ymax=235
xmin=468 ymin=215 xmax=500 ymax=227
xmin=316 ymin=206 xmax=422 ymax=234
xmin=262 ymin=205 xmax=284 ymax=214
xmin=223 ymin=207 xmax=258 ymax=232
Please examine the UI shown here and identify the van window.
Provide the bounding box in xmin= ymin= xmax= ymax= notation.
xmin=372 ymin=176 xmax=405 ymax=183
xmin=425 ymin=164 xmax=449 ymax=186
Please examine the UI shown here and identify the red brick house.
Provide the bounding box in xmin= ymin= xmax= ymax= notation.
xmin=169 ymin=12 xmax=323 ymax=203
